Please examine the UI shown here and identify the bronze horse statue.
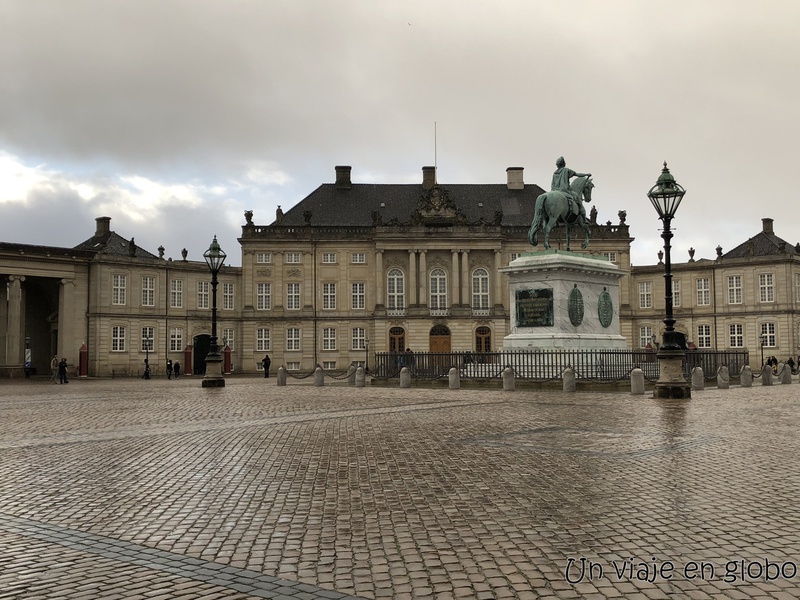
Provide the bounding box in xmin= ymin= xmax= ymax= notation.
xmin=528 ymin=176 xmax=594 ymax=251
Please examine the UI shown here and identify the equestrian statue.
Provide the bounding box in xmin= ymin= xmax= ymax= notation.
xmin=528 ymin=156 xmax=594 ymax=251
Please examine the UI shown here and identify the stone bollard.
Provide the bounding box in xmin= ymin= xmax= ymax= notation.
xmin=630 ymin=368 xmax=645 ymax=395
xmin=761 ymin=365 xmax=773 ymax=386
xmin=348 ymin=366 xmax=356 ymax=386
xmin=502 ymin=367 xmax=515 ymax=391
xmin=314 ymin=366 xmax=324 ymax=386
xmin=449 ymin=367 xmax=460 ymax=390
xmin=740 ymin=365 xmax=753 ymax=387
xmin=691 ymin=367 xmax=704 ymax=391
xmin=399 ymin=366 xmax=411 ymax=388
xmin=717 ymin=366 xmax=730 ymax=390
xmin=355 ymin=366 xmax=366 ymax=388
xmin=277 ymin=366 xmax=287 ymax=386
xmin=562 ymin=367 xmax=576 ymax=393
xmin=780 ymin=364 xmax=793 ymax=385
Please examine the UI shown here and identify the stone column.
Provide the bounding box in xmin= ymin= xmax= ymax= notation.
xmin=376 ymin=250 xmax=384 ymax=307
xmin=303 ymin=251 xmax=313 ymax=308
xmin=418 ymin=250 xmax=427 ymax=308
xmin=408 ymin=250 xmax=417 ymax=307
xmin=461 ymin=250 xmax=469 ymax=307
xmin=0 ymin=278 xmax=8 ymax=365
xmin=494 ymin=251 xmax=503 ymax=308
xmin=274 ymin=252 xmax=284 ymax=309
xmin=450 ymin=250 xmax=459 ymax=308
xmin=6 ymin=276 xmax=24 ymax=365
xmin=59 ymin=279 xmax=76 ymax=360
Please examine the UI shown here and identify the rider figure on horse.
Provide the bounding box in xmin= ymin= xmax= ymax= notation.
xmin=551 ymin=156 xmax=591 ymax=221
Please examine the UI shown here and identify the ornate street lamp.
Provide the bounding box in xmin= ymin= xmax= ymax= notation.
xmin=365 ymin=337 xmax=370 ymax=374
xmin=202 ymin=235 xmax=227 ymax=388
xmin=647 ymin=162 xmax=691 ymax=399
xmin=760 ymin=333 xmax=766 ymax=368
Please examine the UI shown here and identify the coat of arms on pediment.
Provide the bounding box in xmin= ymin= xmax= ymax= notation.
xmin=415 ymin=186 xmax=465 ymax=224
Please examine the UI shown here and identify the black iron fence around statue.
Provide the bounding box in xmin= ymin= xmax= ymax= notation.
xmin=373 ymin=349 xmax=749 ymax=383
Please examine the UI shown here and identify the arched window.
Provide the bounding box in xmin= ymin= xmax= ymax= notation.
xmin=387 ymin=268 xmax=405 ymax=310
xmin=472 ymin=268 xmax=490 ymax=309
xmin=429 ymin=268 xmax=447 ymax=310
xmin=475 ymin=326 xmax=491 ymax=353
xmin=389 ymin=327 xmax=405 ymax=354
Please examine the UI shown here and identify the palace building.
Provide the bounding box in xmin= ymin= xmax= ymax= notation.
xmin=2 ymin=165 xmax=796 ymax=378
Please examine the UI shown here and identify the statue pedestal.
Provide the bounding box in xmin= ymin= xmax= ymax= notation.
xmin=500 ymin=250 xmax=627 ymax=350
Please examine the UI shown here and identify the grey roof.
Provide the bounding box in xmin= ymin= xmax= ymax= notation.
xmin=722 ymin=230 xmax=800 ymax=259
xmin=73 ymin=231 xmax=158 ymax=259
xmin=276 ymin=182 xmax=547 ymax=227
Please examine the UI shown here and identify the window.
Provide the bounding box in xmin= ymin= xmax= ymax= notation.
xmin=286 ymin=327 xmax=300 ymax=351
xmin=286 ymin=361 xmax=300 ymax=371
xmin=285 ymin=252 xmax=301 ymax=264
xmin=760 ymin=322 xmax=776 ymax=347
xmin=352 ymin=283 xmax=365 ymax=309
xmin=112 ymin=274 xmax=127 ymax=305
xmin=729 ymin=323 xmax=744 ymax=348
xmin=639 ymin=326 xmax=653 ymax=349
xmin=672 ymin=280 xmax=681 ymax=307
xmin=429 ymin=268 xmax=447 ymax=309
xmin=170 ymin=279 xmax=183 ymax=308
xmin=170 ymin=328 xmax=183 ymax=352
xmin=323 ymin=283 xmax=336 ymax=310
xmin=510 ymin=253 xmax=521 ymax=262
xmin=323 ymin=327 xmax=336 ymax=350
xmin=602 ymin=252 xmax=618 ymax=263
xmin=197 ymin=281 xmax=209 ymax=309
xmin=141 ymin=327 xmax=154 ymax=352
xmin=256 ymin=328 xmax=270 ymax=352
xmin=322 ymin=252 xmax=336 ymax=264
xmin=256 ymin=252 xmax=272 ymax=264
xmin=727 ymin=275 xmax=742 ymax=305
xmin=112 ymin=326 xmax=126 ymax=352
xmin=352 ymin=327 xmax=366 ymax=350
xmin=639 ymin=282 xmax=652 ymax=309
xmin=257 ymin=283 xmax=271 ymax=310
xmin=389 ymin=327 xmax=405 ymax=353
xmin=351 ymin=253 xmax=366 ymax=264
xmin=759 ymin=273 xmax=774 ymax=303
xmin=141 ymin=276 xmax=155 ymax=307
xmin=322 ymin=361 xmax=337 ymax=370
xmin=387 ymin=268 xmax=405 ymax=310
xmin=697 ymin=324 xmax=712 ymax=349
xmin=475 ymin=326 xmax=491 ymax=353
xmin=222 ymin=283 xmax=235 ymax=310
xmin=286 ymin=282 xmax=301 ymax=310
xmin=222 ymin=328 xmax=235 ymax=351
xmin=696 ymin=278 xmax=710 ymax=306
xmin=472 ymin=268 xmax=490 ymax=309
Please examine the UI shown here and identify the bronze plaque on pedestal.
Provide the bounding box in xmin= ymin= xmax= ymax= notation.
xmin=515 ymin=288 xmax=553 ymax=327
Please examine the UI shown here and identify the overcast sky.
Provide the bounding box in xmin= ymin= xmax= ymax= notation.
xmin=2 ymin=1 xmax=798 ymax=267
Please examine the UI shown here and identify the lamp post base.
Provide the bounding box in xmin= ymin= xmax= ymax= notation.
xmin=653 ymin=348 xmax=691 ymax=399
xmin=202 ymin=352 xmax=226 ymax=388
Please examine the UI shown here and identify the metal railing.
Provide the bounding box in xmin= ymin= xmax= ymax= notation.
xmin=373 ymin=349 xmax=749 ymax=383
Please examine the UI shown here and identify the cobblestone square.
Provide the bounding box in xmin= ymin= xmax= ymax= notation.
xmin=1 ymin=377 xmax=799 ymax=599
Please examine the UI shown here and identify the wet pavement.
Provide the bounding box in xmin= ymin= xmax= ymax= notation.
xmin=1 ymin=376 xmax=799 ymax=599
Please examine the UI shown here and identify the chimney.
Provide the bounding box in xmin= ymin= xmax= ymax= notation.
xmin=506 ymin=167 xmax=524 ymax=190
xmin=335 ymin=165 xmax=352 ymax=189
xmin=762 ymin=217 xmax=774 ymax=234
xmin=422 ymin=166 xmax=436 ymax=190
xmin=95 ymin=216 xmax=111 ymax=237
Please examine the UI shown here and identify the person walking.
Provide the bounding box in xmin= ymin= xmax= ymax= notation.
xmin=142 ymin=358 xmax=151 ymax=379
xmin=173 ymin=362 xmax=181 ymax=378
xmin=166 ymin=359 xmax=173 ymax=380
xmin=58 ymin=358 xmax=69 ymax=384
xmin=262 ymin=354 xmax=271 ymax=378
xmin=49 ymin=355 xmax=59 ymax=384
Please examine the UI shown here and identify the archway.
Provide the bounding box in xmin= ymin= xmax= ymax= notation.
xmin=193 ymin=334 xmax=211 ymax=375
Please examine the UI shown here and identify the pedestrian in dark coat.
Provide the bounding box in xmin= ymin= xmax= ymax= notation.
xmin=262 ymin=354 xmax=271 ymax=378
xmin=166 ymin=359 xmax=173 ymax=379
xmin=58 ymin=358 xmax=69 ymax=384
xmin=173 ymin=362 xmax=181 ymax=378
